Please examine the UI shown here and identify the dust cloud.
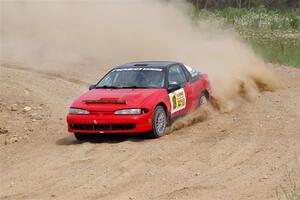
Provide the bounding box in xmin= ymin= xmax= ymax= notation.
xmin=1 ymin=1 xmax=279 ymax=115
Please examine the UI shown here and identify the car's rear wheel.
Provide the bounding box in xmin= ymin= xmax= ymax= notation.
xmin=74 ymin=133 xmax=90 ymax=141
xmin=148 ymin=105 xmax=167 ymax=138
xmin=200 ymin=91 xmax=209 ymax=105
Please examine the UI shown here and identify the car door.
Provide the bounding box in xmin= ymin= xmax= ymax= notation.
xmin=182 ymin=65 xmax=204 ymax=110
xmin=167 ymin=64 xmax=192 ymax=117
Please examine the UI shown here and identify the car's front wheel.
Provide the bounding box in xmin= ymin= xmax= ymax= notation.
xmin=148 ymin=105 xmax=167 ymax=138
xmin=74 ymin=133 xmax=90 ymax=141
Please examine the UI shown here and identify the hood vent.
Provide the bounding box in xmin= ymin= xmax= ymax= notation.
xmin=83 ymin=99 xmax=126 ymax=104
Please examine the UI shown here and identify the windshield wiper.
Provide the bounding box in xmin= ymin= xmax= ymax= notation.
xmin=96 ymin=85 xmax=120 ymax=89
xmin=120 ymin=86 xmax=148 ymax=88
xmin=96 ymin=85 xmax=150 ymax=89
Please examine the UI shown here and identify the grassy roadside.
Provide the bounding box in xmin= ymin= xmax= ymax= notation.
xmin=276 ymin=169 xmax=300 ymax=200
xmin=194 ymin=8 xmax=300 ymax=67
xmin=240 ymin=29 xmax=300 ymax=67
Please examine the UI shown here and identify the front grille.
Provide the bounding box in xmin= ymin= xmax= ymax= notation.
xmin=71 ymin=124 xmax=135 ymax=131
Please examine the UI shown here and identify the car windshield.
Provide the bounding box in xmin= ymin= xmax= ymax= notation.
xmin=96 ymin=68 xmax=165 ymax=88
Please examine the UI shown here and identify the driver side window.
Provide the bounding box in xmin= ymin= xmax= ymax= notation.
xmin=168 ymin=65 xmax=187 ymax=86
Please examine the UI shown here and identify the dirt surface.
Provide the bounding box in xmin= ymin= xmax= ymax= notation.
xmin=0 ymin=64 xmax=299 ymax=200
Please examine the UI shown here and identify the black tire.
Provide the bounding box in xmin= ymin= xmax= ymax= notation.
xmin=148 ymin=105 xmax=167 ymax=138
xmin=74 ymin=133 xmax=90 ymax=141
xmin=199 ymin=91 xmax=208 ymax=106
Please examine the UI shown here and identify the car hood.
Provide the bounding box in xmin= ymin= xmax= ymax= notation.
xmin=71 ymin=88 xmax=165 ymax=111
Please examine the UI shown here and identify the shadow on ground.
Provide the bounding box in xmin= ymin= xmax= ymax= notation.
xmin=56 ymin=133 xmax=149 ymax=146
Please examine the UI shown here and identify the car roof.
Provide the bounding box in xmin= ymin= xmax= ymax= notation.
xmin=115 ymin=61 xmax=180 ymax=69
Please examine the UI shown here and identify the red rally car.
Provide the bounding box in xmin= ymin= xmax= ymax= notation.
xmin=67 ymin=61 xmax=211 ymax=140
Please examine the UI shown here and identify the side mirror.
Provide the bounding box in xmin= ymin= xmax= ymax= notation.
xmin=89 ymin=84 xmax=96 ymax=90
xmin=168 ymin=84 xmax=181 ymax=93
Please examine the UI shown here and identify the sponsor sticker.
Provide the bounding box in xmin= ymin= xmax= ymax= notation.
xmin=114 ymin=68 xmax=162 ymax=72
xmin=169 ymin=88 xmax=186 ymax=114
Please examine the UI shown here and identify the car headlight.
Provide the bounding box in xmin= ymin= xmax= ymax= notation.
xmin=114 ymin=108 xmax=145 ymax=115
xmin=69 ymin=108 xmax=90 ymax=115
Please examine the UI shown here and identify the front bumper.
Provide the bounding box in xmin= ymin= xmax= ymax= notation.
xmin=67 ymin=112 xmax=153 ymax=134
